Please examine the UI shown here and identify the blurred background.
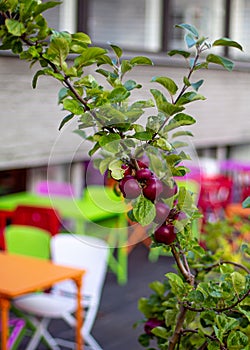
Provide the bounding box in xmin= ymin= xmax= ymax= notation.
xmin=1 ymin=0 xmax=250 ymax=195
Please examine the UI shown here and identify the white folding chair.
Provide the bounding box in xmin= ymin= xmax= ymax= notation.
xmin=13 ymin=234 xmax=109 ymax=350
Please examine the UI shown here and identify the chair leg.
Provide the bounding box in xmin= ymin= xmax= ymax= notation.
xmin=25 ymin=317 xmax=60 ymax=350
xmin=84 ymin=333 xmax=103 ymax=350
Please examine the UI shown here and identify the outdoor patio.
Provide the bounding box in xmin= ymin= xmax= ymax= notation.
xmin=17 ymin=243 xmax=175 ymax=350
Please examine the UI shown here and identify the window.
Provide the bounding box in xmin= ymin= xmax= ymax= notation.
xmin=230 ymin=0 xmax=250 ymax=60
xmin=169 ymin=0 xmax=225 ymax=51
xmin=83 ymin=0 xmax=163 ymax=52
xmin=42 ymin=0 xmax=77 ymax=33
xmin=76 ymin=0 xmax=250 ymax=59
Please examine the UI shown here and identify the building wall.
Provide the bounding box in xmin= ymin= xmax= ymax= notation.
xmin=1 ymin=54 xmax=250 ymax=191
xmin=0 ymin=55 xmax=91 ymax=171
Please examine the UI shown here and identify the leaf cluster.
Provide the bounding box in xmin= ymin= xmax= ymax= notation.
xmin=137 ymin=246 xmax=250 ymax=350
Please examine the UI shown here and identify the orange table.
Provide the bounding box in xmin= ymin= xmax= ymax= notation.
xmin=225 ymin=203 xmax=250 ymax=219
xmin=0 ymin=252 xmax=85 ymax=350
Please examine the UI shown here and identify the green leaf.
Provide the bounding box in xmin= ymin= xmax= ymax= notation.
xmin=78 ymin=112 xmax=95 ymax=129
xmin=32 ymin=69 xmax=46 ymax=89
xmin=176 ymin=91 xmax=206 ymax=105
xmin=110 ymin=44 xmax=123 ymax=58
xmin=138 ymin=333 xmax=151 ymax=347
xmin=34 ymin=1 xmax=61 ymax=17
xmin=63 ymin=99 xmax=84 ymax=115
xmin=108 ymin=87 xmax=130 ymax=103
xmin=200 ymin=311 xmax=216 ymax=327
xmin=242 ymin=197 xmax=250 ymax=208
xmin=146 ymin=114 xmax=166 ymax=133
xmin=183 ymin=76 xmax=191 ymax=87
xmin=133 ymin=196 xmax=156 ymax=226
xmin=151 ymin=76 xmax=178 ymax=96
xmin=185 ymin=33 xmax=197 ymax=48
xmin=46 ymin=31 xmax=71 ymax=66
xmin=175 ymin=23 xmax=199 ymax=38
xmin=151 ymin=89 xmax=185 ymax=116
xmin=207 ymin=342 xmax=220 ymax=350
xmin=164 ymin=309 xmax=177 ymax=327
xmin=163 ymin=113 xmax=196 ymax=133
xmin=188 ymin=289 xmax=204 ymax=303
xmin=231 ymin=271 xmax=246 ymax=297
xmin=124 ymin=80 xmax=142 ymax=91
xmin=206 ymin=54 xmax=234 ymax=71
xmin=132 ymin=131 xmax=153 ymax=141
xmin=74 ymin=47 xmax=107 ymax=68
xmin=151 ymin=326 xmax=169 ymax=339
xmin=58 ymin=113 xmax=74 ymax=130
xmin=191 ymin=79 xmax=204 ymax=91
xmin=212 ymin=38 xmax=243 ymax=51
xmin=130 ymin=56 xmax=153 ymax=66
xmin=71 ymin=32 xmax=91 ymax=45
xmin=227 ymin=330 xmax=249 ymax=349
xmin=109 ymin=159 xmax=124 ymax=180
xmin=167 ymin=50 xmax=191 ymax=59
xmin=165 ymin=272 xmax=185 ymax=296
xmin=172 ymin=130 xmax=193 ymax=138
xmin=151 ymin=138 xmax=172 ymax=151
xmin=99 ymin=133 xmax=121 ymax=153
xmin=120 ymin=60 xmax=133 ymax=76
xmin=5 ymin=19 xmax=26 ymax=36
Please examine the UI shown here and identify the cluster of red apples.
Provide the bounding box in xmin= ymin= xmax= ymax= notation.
xmin=118 ymin=161 xmax=186 ymax=246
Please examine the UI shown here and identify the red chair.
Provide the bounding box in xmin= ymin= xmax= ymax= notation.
xmin=0 ymin=210 xmax=13 ymax=250
xmin=198 ymin=175 xmax=233 ymax=228
xmin=12 ymin=205 xmax=61 ymax=236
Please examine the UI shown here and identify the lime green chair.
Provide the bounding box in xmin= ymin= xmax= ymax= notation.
xmin=4 ymin=225 xmax=51 ymax=260
xmin=83 ymin=185 xmax=128 ymax=285
xmin=4 ymin=225 xmax=51 ymax=348
xmin=149 ymin=178 xmax=201 ymax=262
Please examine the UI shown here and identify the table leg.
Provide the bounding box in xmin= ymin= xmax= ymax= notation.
xmin=74 ymin=276 xmax=83 ymax=350
xmin=1 ymin=298 xmax=10 ymax=350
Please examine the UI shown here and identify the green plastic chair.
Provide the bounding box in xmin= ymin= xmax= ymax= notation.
xmin=4 ymin=225 xmax=51 ymax=260
xmin=83 ymin=185 xmax=128 ymax=285
xmin=149 ymin=179 xmax=201 ymax=262
xmin=4 ymin=225 xmax=51 ymax=348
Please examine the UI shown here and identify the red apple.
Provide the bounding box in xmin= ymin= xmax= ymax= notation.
xmin=154 ymin=202 xmax=170 ymax=224
xmin=137 ymin=160 xmax=148 ymax=169
xmin=161 ymin=182 xmax=178 ymax=199
xmin=121 ymin=163 xmax=132 ymax=176
xmin=143 ymin=178 xmax=163 ymax=202
xmin=144 ymin=318 xmax=165 ymax=336
xmin=154 ymin=224 xmax=176 ymax=245
xmin=136 ymin=168 xmax=152 ymax=181
xmin=119 ymin=176 xmax=141 ymax=199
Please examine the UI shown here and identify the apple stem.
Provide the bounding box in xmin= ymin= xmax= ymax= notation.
xmin=131 ymin=158 xmax=140 ymax=171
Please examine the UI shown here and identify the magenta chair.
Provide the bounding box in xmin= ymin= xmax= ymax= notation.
xmin=35 ymin=180 xmax=75 ymax=197
xmin=198 ymin=175 xmax=233 ymax=229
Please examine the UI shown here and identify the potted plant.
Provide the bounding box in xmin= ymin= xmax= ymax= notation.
xmin=0 ymin=1 xmax=249 ymax=349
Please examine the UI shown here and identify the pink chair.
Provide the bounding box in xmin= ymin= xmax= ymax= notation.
xmin=35 ymin=181 xmax=75 ymax=197
xmin=0 ymin=318 xmax=26 ymax=350
xmin=220 ymin=159 xmax=250 ymax=202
